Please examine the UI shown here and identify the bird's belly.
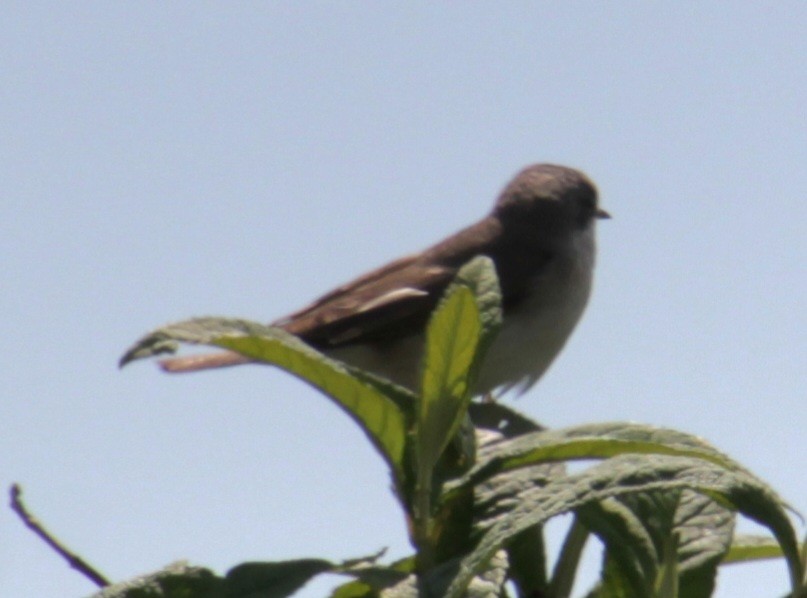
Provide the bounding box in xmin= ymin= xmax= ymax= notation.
xmin=329 ymin=243 xmax=595 ymax=396
xmin=475 ymin=288 xmax=589 ymax=395
xmin=477 ymin=249 xmax=594 ymax=395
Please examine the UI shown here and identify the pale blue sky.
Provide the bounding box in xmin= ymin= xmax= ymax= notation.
xmin=2 ymin=4 xmax=804 ymax=597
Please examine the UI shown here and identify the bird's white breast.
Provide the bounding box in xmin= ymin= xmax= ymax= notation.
xmin=328 ymin=227 xmax=597 ymax=396
xmin=476 ymin=228 xmax=596 ymax=395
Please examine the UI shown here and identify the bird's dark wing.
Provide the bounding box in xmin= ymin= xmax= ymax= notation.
xmin=277 ymin=255 xmax=456 ymax=347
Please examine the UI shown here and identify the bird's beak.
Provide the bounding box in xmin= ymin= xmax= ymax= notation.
xmin=596 ymin=208 xmax=611 ymax=220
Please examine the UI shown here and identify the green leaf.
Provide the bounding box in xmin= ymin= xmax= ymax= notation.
xmin=470 ymin=430 xmax=565 ymax=537
xmin=673 ymin=491 xmax=734 ymax=595
xmin=456 ymin=421 xmax=791 ymax=598
xmin=226 ymin=559 xmax=333 ymax=598
xmin=225 ymin=553 xmax=414 ymax=598
xmin=416 ymin=256 xmax=501 ymax=474
xmin=121 ymin=319 xmax=411 ymax=481
xmin=443 ymin=454 xmax=802 ymax=598
xmin=583 ymin=489 xmax=734 ymax=598
xmin=580 ymin=499 xmax=659 ymax=597
xmin=460 ymin=422 xmax=746 ymax=489
xmin=654 ymin=530 xmax=679 ymax=598
xmin=462 ymin=550 xmax=509 ymax=598
xmin=88 ymin=562 xmax=222 ymax=598
xmin=417 ymin=552 xmax=509 ymax=598
xmin=449 ymin=255 xmax=503 ymax=370
xmin=722 ymin=534 xmax=785 ymax=564
xmin=505 ymin=525 xmax=549 ymax=595
xmin=589 ymin=555 xmax=635 ymax=598
xmin=208 ymin=553 xmax=414 ymax=598
xmin=418 ymin=284 xmax=480 ymax=476
xmin=411 ymin=259 xmax=499 ymax=571
xmin=329 ymin=556 xmax=415 ymax=598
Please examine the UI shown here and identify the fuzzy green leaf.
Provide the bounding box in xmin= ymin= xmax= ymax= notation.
xmin=416 ymin=256 xmax=502 ymax=474
xmin=88 ymin=562 xmax=221 ymax=598
xmin=582 ymin=490 xmax=733 ymax=598
xmin=418 ymin=285 xmax=480 ymax=475
xmin=444 ymin=454 xmax=802 ymax=598
xmin=722 ymin=534 xmax=785 ymax=564
xmin=226 ymin=559 xmax=333 ymax=597
xmin=461 ymin=422 xmax=745 ymax=489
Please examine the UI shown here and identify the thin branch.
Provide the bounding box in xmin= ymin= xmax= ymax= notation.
xmin=9 ymin=483 xmax=110 ymax=588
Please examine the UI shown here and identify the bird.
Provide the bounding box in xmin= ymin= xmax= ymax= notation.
xmin=158 ymin=163 xmax=609 ymax=396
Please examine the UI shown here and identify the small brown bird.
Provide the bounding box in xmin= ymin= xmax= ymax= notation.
xmin=159 ymin=164 xmax=608 ymax=395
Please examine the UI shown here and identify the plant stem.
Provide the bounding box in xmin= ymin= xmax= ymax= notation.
xmin=414 ymin=475 xmax=435 ymax=571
